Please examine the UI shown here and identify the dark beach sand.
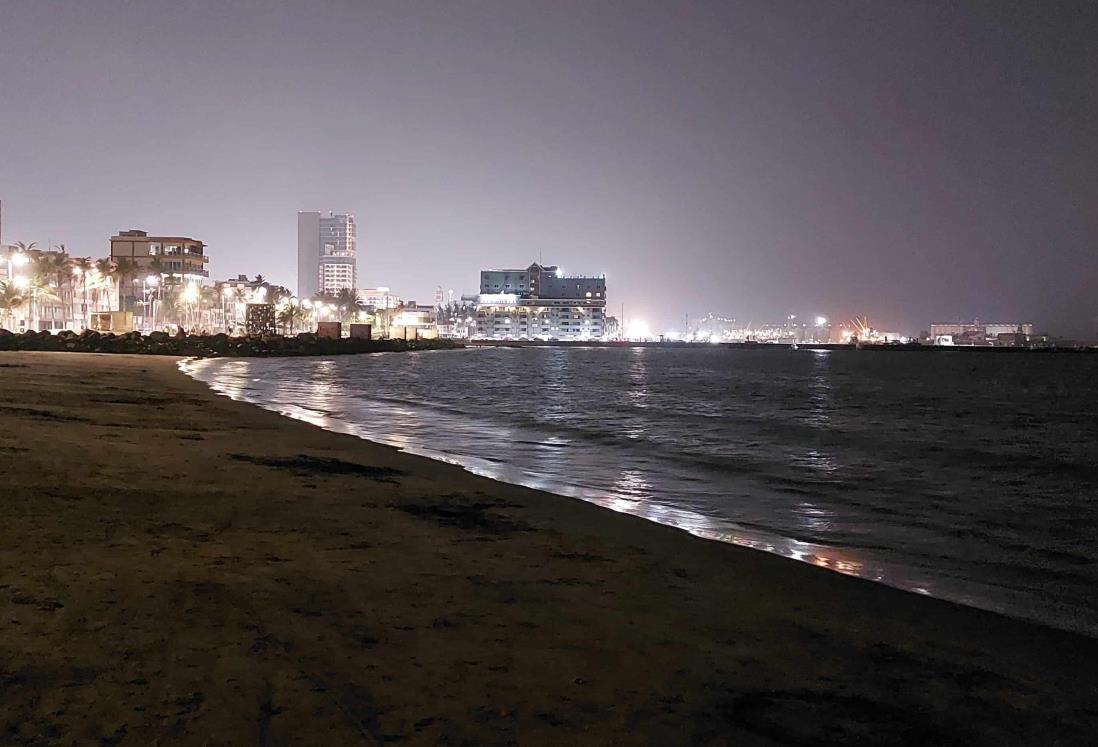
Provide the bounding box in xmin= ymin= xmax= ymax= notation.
xmin=1 ymin=351 xmax=1095 ymax=745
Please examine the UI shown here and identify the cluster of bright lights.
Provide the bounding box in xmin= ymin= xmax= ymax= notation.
xmin=680 ymin=313 xmax=836 ymax=343
xmin=6 ymin=252 xmax=30 ymax=289
xmin=625 ymin=319 xmax=651 ymax=340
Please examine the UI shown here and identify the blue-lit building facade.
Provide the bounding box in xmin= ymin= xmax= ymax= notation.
xmin=475 ymin=263 xmax=607 ymax=340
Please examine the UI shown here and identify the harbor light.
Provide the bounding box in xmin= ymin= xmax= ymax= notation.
xmin=626 ymin=319 xmax=651 ymax=340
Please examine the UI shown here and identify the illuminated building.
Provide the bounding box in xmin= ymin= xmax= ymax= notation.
xmin=388 ymin=302 xmax=438 ymax=340
xmin=929 ymin=321 xmax=1035 ymax=345
xmin=358 ymin=287 xmax=402 ymax=310
xmin=110 ymin=229 xmax=208 ymax=311
xmin=474 ymin=263 xmax=607 ymax=340
xmin=297 ymin=211 xmax=357 ymax=298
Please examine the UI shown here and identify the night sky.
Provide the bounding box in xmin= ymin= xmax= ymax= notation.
xmin=1 ymin=1 xmax=1094 ymax=335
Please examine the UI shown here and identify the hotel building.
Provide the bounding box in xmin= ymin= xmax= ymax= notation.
xmin=298 ymin=211 xmax=357 ymax=298
xmin=475 ymin=263 xmax=607 ymax=340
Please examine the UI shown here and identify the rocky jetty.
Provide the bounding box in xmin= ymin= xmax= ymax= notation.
xmin=0 ymin=328 xmax=463 ymax=357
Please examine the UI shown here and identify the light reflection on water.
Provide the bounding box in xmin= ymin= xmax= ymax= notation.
xmin=181 ymin=349 xmax=1098 ymax=636
xmin=179 ymin=356 xmax=951 ymax=606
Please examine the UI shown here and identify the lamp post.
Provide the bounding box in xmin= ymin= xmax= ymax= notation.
xmin=221 ymin=284 xmax=235 ymax=332
xmin=145 ymin=275 xmax=160 ymax=332
xmin=181 ymin=283 xmax=199 ymax=332
xmin=72 ymin=266 xmax=86 ymax=331
xmin=12 ymin=274 xmax=36 ymax=331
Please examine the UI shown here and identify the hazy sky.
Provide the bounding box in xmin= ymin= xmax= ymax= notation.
xmin=1 ymin=1 xmax=1095 ymax=334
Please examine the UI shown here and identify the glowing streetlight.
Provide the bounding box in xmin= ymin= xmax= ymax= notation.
xmin=11 ymin=253 xmax=28 ymax=268
xmin=815 ymin=316 xmax=827 ymax=326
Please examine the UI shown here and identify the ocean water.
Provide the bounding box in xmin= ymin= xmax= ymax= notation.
xmin=185 ymin=347 xmax=1098 ymax=635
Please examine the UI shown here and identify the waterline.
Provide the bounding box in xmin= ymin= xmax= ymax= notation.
xmin=181 ymin=351 xmax=1098 ymax=635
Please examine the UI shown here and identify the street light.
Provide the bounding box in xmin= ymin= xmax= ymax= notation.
xmin=141 ymin=275 xmax=161 ymax=332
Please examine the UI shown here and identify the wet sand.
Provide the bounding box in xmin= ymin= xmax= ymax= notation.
xmin=1 ymin=351 xmax=1096 ymax=745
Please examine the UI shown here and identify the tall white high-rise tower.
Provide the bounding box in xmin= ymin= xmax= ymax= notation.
xmin=297 ymin=211 xmax=357 ymax=298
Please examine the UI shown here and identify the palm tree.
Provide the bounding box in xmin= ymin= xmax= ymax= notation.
xmin=276 ymin=303 xmax=306 ymax=335
xmin=72 ymin=257 xmax=93 ymax=328
xmin=197 ymin=285 xmax=220 ymax=332
xmin=0 ymin=281 xmax=26 ymax=331
xmin=113 ymin=258 xmax=138 ymax=312
xmin=334 ymin=288 xmax=364 ymax=323
xmin=42 ymin=246 xmax=74 ymax=327
xmin=24 ymin=250 xmax=54 ymax=330
xmin=266 ymin=284 xmax=291 ymax=308
xmin=94 ymin=258 xmax=116 ymax=313
xmin=233 ymin=285 xmax=248 ymax=315
xmin=158 ymin=290 xmax=181 ymax=329
xmin=25 ymin=275 xmax=61 ymax=332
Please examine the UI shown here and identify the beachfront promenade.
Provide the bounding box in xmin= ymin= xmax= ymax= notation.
xmin=1 ymin=351 xmax=1096 ymax=744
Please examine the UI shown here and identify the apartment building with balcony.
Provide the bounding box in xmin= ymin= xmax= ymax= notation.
xmin=110 ymin=229 xmax=208 ymax=311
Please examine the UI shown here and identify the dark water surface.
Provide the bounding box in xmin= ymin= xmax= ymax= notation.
xmin=185 ymin=348 xmax=1098 ymax=634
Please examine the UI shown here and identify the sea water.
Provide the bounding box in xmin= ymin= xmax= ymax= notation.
xmin=186 ymin=347 xmax=1098 ymax=634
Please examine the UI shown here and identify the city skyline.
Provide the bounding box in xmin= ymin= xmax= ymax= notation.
xmin=0 ymin=218 xmax=1062 ymax=339
xmin=1 ymin=1 xmax=1095 ymax=335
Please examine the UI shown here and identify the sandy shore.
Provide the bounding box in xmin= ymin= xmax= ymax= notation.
xmin=1 ymin=351 xmax=1095 ymax=745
